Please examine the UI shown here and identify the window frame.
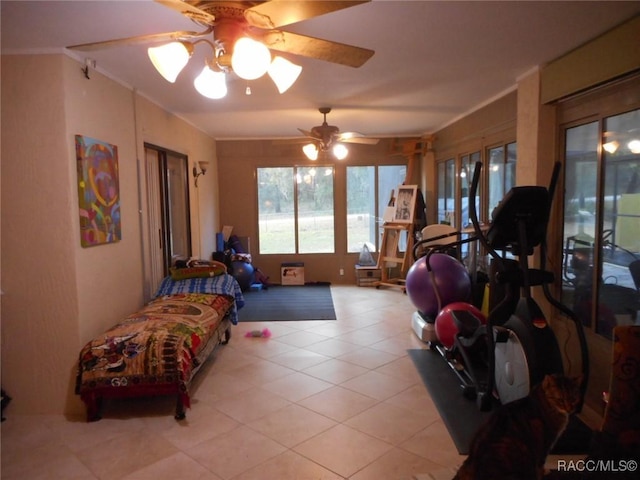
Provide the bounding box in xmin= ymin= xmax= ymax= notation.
xmin=436 ymin=142 xmax=516 ymax=230
xmin=344 ymin=164 xmax=408 ymax=253
xmin=256 ymin=165 xmax=336 ymax=255
xmin=557 ymin=74 xmax=640 ymax=340
xmin=145 ymin=143 xmax=192 ymax=275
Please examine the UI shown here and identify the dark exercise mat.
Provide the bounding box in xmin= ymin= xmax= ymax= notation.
xmin=238 ymin=284 xmax=336 ymax=321
xmin=408 ymin=348 xmax=593 ymax=455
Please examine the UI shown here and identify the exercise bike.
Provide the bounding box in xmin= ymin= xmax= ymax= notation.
xmin=419 ymin=162 xmax=589 ymax=411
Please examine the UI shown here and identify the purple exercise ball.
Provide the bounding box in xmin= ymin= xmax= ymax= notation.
xmin=405 ymin=253 xmax=471 ymax=318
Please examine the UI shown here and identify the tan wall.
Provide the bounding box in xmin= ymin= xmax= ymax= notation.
xmin=433 ymin=91 xmax=518 ymax=160
xmin=216 ymin=139 xmax=409 ymax=285
xmin=541 ymin=15 xmax=640 ymax=104
xmin=61 ymin=56 xmax=144 ymax=347
xmin=0 ymin=54 xmax=219 ymax=415
xmin=1 ymin=54 xmax=82 ymax=415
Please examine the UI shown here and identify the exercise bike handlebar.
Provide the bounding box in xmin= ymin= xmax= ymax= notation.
xmin=469 ymin=162 xmax=503 ymax=264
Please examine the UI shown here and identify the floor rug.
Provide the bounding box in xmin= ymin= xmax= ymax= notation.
xmin=408 ymin=348 xmax=593 ymax=455
xmin=238 ymin=284 xmax=336 ymax=322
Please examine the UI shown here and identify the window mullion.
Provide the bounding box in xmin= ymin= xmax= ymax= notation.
xmin=293 ymin=166 xmax=300 ymax=254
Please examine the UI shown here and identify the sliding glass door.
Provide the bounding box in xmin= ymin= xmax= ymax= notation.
xmin=145 ymin=144 xmax=191 ymax=286
xmin=560 ymin=98 xmax=640 ymax=340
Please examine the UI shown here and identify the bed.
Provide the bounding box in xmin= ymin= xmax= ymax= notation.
xmin=75 ymin=269 xmax=244 ymax=421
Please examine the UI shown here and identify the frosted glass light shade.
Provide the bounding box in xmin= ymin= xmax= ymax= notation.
xmin=333 ymin=143 xmax=348 ymax=160
xmin=194 ymin=66 xmax=227 ymax=99
xmin=231 ymin=37 xmax=271 ymax=80
xmin=268 ymin=56 xmax=302 ymax=93
xmin=603 ymin=140 xmax=619 ymax=154
xmin=302 ymin=143 xmax=319 ymax=160
xmin=148 ymin=42 xmax=192 ymax=83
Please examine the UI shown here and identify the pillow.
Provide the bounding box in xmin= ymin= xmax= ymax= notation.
xmin=187 ymin=259 xmax=227 ymax=269
xmin=153 ymin=274 xmax=245 ymax=324
xmin=170 ymin=264 xmax=226 ymax=280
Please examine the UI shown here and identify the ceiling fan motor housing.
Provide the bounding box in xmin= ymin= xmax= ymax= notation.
xmin=311 ymin=124 xmax=340 ymax=150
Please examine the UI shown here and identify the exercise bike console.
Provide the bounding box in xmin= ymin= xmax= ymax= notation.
xmin=486 ymin=186 xmax=550 ymax=255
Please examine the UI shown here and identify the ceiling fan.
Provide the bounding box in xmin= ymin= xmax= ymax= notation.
xmin=298 ymin=107 xmax=380 ymax=160
xmin=67 ymin=0 xmax=375 ymax=99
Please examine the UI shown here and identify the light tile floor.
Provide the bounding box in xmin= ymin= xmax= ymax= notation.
xmin=0 ymin=286 xmax=471 ymax=479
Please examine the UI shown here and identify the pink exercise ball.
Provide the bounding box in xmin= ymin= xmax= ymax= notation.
xmin=435 ymin=302 xmax=486 ymax=349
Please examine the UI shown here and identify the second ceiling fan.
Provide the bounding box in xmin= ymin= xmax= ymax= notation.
xmin=298 ymin=107 xmax=380 ymax=160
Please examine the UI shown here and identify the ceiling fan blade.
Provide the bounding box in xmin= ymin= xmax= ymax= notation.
xmin=245 ymin=1 xmax=370 ymax=29
xmin=155 ymin=0 xmax=216 ymax=25
xmin=298 ymin=128 xmax=320 ymax=139
xmin=337 ymin=132 xmax=380 ymax=144
xmin=67 ymin=29 xmax=210 ymax=51
xmin=255 ymin=30 xmax=374 ymax=68
xmin=340 ymin=136 xmax=380 ymax=145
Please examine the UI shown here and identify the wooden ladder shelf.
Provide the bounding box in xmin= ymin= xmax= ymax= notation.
xmin=375 ymin=223 xmax=415 ymax=291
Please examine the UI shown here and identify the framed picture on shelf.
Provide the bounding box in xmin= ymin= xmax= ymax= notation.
xmin=393 ymin=185 xmax=418 ymax=223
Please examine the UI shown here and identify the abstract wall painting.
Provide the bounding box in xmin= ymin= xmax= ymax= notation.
xmin=76 ymin=135 xmax=121 ymax=247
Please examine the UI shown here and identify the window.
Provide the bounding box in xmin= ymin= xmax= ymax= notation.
xmin=437 ymin=144 xmax=516 ymax=228
xmin=257 ymin=166 xmax=335 ymax=254
xmin=437 ymin=158 xmax=455 ymax=224
xmin=346 ymin=164 xmax=407 ymax=253
xmin=458 ymin=152 xmax=482 ymax=259
xmin=436 ymin=146 xmax=515 ymax=270
xmin=346 ymin=166 xmax=375 ymax=253
xmin=561 ymin=106 xmax=640 ymax=340
xmin=459 ymin=151 xmax=481 ymax=226
xmin=487 ymin=142 xmax=516 ymax=215
xmin=298 ymin=166 xmax=335 ymax=253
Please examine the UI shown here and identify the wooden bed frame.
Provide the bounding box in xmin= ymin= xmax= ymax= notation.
xmin=76 ymin=271 xmax=243 ymax=422
xmin=79 ymin=317 xmax=232 ymax=421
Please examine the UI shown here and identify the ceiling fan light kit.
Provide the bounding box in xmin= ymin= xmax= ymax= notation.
xmin=302 ymin=142 xmax=349 ymax=161
xmin=332 ymin=143 xmax=349 ymax=160
xmin=194 ymin=64 xmax=228 ymax=99
xmin=68 ymin=1 xmax=374 ymax=100
xmin=230 ymin=37 xmax=271 ymax=80
xmin=147 ymin=32 xmax=302 ymax=96
xmin=147 ymin=41 xmax=194 ymax=83
xmin=302 ymin=143 xmax=319 ymax=160
xmin=268 ymin=56 xmax=303 ymax=94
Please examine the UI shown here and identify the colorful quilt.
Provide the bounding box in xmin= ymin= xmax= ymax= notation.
xmin=76 ymin=274 xmax=244 ymax=420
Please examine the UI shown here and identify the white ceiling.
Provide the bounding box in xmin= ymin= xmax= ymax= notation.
xmin=2 ymin=1 xmax=639 ymax=141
